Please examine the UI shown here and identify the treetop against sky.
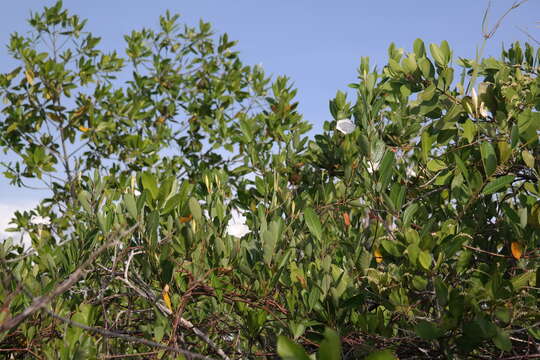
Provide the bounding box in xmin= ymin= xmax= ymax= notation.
xmin=0 ymin=0 xmax=538 ymax=230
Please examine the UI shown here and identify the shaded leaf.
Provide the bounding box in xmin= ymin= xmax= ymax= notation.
xmin=277 ymin=336 xmax=310 ymax=360
xmin=304 ymin=207 xmax=322 ymax=240
xmin=482 ymin=175 xmax=514 ymax=195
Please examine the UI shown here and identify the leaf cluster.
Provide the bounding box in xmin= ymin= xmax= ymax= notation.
xmin=0 ymin=2 xmax=539 ymax=359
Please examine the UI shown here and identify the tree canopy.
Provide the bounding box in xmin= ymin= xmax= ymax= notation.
xmin=0 ymin=2 xmax=539 ymax=359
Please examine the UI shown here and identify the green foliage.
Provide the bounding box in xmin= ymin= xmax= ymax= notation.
xmin=1 ymin=2 xmax=539 ymax=359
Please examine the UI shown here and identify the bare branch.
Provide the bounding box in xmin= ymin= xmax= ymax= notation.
xmin=117 ymin=274 xmax=231 ymax=360
xmin=42 ymin=307 xmax=218 ymax=360
xmin=0 ymin=223 xmax=139 ymax=333
xmin=517 ymin=26 xmax=540 ymax=45
xmin=482 ymin=0 xmax=530 ymax=39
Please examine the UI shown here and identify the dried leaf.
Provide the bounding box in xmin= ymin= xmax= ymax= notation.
xmin=511 ymin=242 xmax=522 ymax=260
xmin=179 ymin=214 xmax=193 ymax=223
xmin=342 ymin=212 xmax=351 ymax=227
xmin=374 ymin=248 xmax=383 ymax=263
xmin=162 ymin=285 xmax=172 ymax=311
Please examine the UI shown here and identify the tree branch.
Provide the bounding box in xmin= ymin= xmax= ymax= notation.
xmin=0 ymin=224 xmax=139 ymax=333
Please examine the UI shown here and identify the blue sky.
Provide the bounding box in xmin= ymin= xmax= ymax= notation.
xmin=0 ymin=0 xmax=538 ymax=233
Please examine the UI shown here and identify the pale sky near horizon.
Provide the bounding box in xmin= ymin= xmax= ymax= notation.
xmin=0 ymin=0 xmax=539 ymax=237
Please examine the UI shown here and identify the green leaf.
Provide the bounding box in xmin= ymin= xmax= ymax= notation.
xmin=522 ymin=150 xmax=535 ymax=168
xmin=318 ymin=328 xmax=341 ymax=360
xmin=434 ymin=278 xmax=448 ymax=306
xmin=77 ymin=190 xmax=92 ymax=213
xmin=382 ymin=239 xmax=401 ymax=257
xmin=419 ymin=84 xmax=436 ymax=102
xmin=154 ymin=325 xmax=164 ymax=343
xmin=415 ymin=320 xmax=444 ymax=340
xmin=402 ymin=203 xmax=418 ymax=228
xmin=72 ymin=304 xmax=93 ymax=326
xmin=304 ymin=207 xmax=322 ymax=241
xmin=418 ymin=250 xmax=432 ymax=270
xmin=421 ymin=131 xmax=431 ymax=162
xmin=510 ymin=124 xmax=520 ymax=148
xmin=161 ymin=193 xmax=183 ymax=215
xmin=492 ymin=328 xmax=512 ymax=352
xmin=494 ymin=307 xmax=511 ymax=323
xmin=480 ymin=142 xmax=497 ymax=177
xmin=124 ymin=193 xmax=138 ymax=219
xmin=430 ymin=43 xmax=445 ymax=67
xmin=407 ymin=243 xmax=420 ymax=266
xmin=418 ymin=57 xmax=434 ymax=78
xmin=160 ymin=259 xmax=174 ymax=284
xmin=365 ymin=349 xmax=397 ymax=360
xmin=498 ymin=141 xmax=511 ymax=163
xmin=440 ymin=40 xmax=451 ymax=64
xmin=141 ymin=172 xmax=159 ymax=199
xmin=277 ymin=336 xmax=310 ymax=360
xmin=378 ymin=150 xmax=395 ymax=188
xmin=517 ymin=109 xmax=540 ymax=144
xmin=188 ymin=197 xmax=202 ymax=221
xmin=445 ymin=103 xmax=462 ymax=121
xmin=462 ymin=119 xmax=476 ymax=143
xmin=511 ymin=271 xmax=534 ymax=290
xmin=427 ymin=159 xmax=447 ymax=172
xmin=412 ymin=275 xmax=428 ymax=290
xmin=482 ymin=175 xmax=515 ymax=195
xmin=262 ymin=220 xmax=280 ymax=265
xmin=402 ymin=54 xmax=417 ymax=74
xmin=413 ymin=38 xmax=426 ymax=58
xmin=357 ymin=134 xmax=370 ymax=156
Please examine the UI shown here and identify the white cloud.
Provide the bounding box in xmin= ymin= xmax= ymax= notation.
xmin=0 ymin=201 xmax=36 ymax=247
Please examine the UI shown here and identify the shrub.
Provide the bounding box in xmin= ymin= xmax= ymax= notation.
xmin=1 ymin=2 xmax=538 ymax=359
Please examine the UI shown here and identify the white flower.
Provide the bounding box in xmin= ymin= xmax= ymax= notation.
xmin=479 ymin=102 xmax=488 ymax=118
xmin=226 ymin=223 xmax=251 ymax=238
xmin=471 ymin=88 xmax=478 ymax=110
xmin=336 ymin=119 xmax=356 ymax=134
xmin=366 ymin=160 xmax=380 ymax=174
xmin=226 ymin=208 xmax=251 ymax=238
xmin=406 ymin=165 xmax=417 ymax=178
xmin=30 ymin=215 xmax=51 ymax=226
xmin=360 ymin=215 xmax=370 ymax=229
xmin=133 ymin=189 xmax=141 ymax=196
xmin=388 ymin=220 xmax=398 ymax=232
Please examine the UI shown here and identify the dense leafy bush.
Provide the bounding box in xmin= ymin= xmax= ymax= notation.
xmin=1 ymin=2 xmax=538 ymax=359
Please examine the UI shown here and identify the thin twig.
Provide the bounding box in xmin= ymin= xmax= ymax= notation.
xmin=42 ymin=308 xmax=217 ymax=360
xmin=0 ymin=224 xmax=139 ymax=333
xmin=482 ymin=0 xmax=530 ymax=39
xmin=102 ymin=351 xmax=159 ymax=358
xmin=463 ymin=244 xmax=509 ymax=258
xmin=117 ymin=275 xmax=231 ymax=360
xmin=517 ymin=26 xmax=540 ymax=45
xmin=0 ymin=348 xmax=42 ymax=359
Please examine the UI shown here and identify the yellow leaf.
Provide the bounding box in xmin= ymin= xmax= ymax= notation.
xmin=48 ymin=113 xmax=63 ymax=123
xmin=72 ymin=106 xmax=87 ymax=119
xmin=511 ymin=242 xmax=522 ymax=260
xmin=162 ymin=285 xmax=172 ymax=312
xmin=6 ymin=122 xmax=18 ymax=133
xmin=374 ymin=248 xmax=383 ymax=263
xmin=25 ymin=69 xmax=34 ymax=85
xmin=78 ymin=125 xmax=90 ymax=132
